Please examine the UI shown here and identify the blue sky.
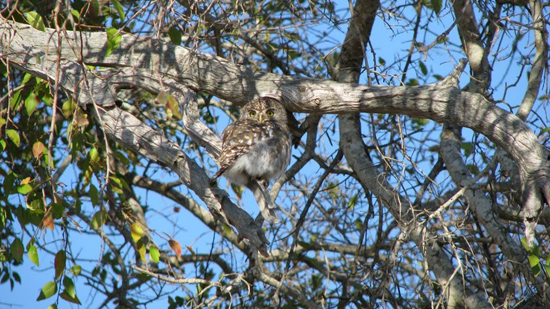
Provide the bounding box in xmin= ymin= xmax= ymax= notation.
xmin=1 ymin=1 xmax=545 ymax=308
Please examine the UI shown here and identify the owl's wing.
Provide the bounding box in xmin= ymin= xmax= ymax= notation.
xmin=212 ymin=122 xmax=249 ymax=179
xmin=212 ymin=163 xmax=228 ymax=180
xmin=212 ymin=121 xmax=275 ymax=179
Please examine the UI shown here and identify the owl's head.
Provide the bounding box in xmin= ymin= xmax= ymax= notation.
xmin=240 ymin=97 xmax=288 ymax=124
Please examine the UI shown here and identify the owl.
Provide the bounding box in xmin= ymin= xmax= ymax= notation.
xmin=212 ymin=97 xmax=291 ymax=222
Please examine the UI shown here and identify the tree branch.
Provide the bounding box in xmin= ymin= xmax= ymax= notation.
xmin=97 ymin=105 xmax=270 ymax=256
xmin=2 ymin=16 xmax=549 ymax=261
xmin=2 ymin=19 xmax=547 ymax=195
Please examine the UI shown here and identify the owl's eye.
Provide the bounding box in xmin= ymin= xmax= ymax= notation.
xmin=249 ymin=111 xmax=257 ymax=117
xmin=266 ymin=110 xmax=274 ymax=117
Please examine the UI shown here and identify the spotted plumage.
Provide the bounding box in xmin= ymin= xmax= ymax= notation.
xmin=212 ymin=98 xmax=291 ymax=222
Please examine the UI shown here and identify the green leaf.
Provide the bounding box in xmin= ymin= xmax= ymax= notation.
xmin=54 ymin=250 xmax=66 ymax=279
xmin=521 ymin=237 xmax=533 ymax=251
xmin=430 ymin=0 xmax=442 ymax=15
xmin=70 ymin=9 xmax=81 ymax=19
xmin=6 ymin=129 xmax=20 ymax=147
xmin=28 ymin=244 xmax=40 ymax=266
xmin=27 ymin=199 xmax=45 ymax=214
xmin=114 ymin=151 xmax=130 ymax=165
xmin=90 ymin=209 xmax=107 ymax=230
xmin=51 ymin=202 xmax=64 ymax=219
xmin=110 ymin=0 xmax=125 ymax=20
xmin=106 ymin=27 xmax=122 ymax=56
xmin=4 ymin=172 xmax=17 ymax=195
xmin=21 ymin=73 xmax=33 ymax=85
xmin=231 ymin=183 xmax=243 ymax=200
xmin=89 ymin=147 xmax=100 ymax=166
xmin=348 ymin=194 xmax=358 ymax=209
xmin=36 ymin=281 xmax=57 ymax=301
xmin=150 ymin=245 xmax=160 ymax=263
xmin=406 ymin=78 xmax=419 ymax=86
xmin=89 ymin=184 xmax=99 ymax=206
xmin=0 ymin=206 xmax=8 ymax=230
xmin=419 ymin=61 xmax=428 ymax=76
xmin=25 ymin=92 xmax=38 ymax=115
xmin=60 ymin=277 xmax=81 ymax=304
xmin=109 ymin=175 xmax=129 ymax=191
xmin=461 ymin=142 xmax=474 ymax=156
xmin=354 ymin=219 xmax=362 ymax=230
xmin=62 ymin=100 xmax=76 ymax=118
xmin=529 ymin=254 xmax=541 ymax=276
xmin=25 ymin=12 xmax=46 ymax=31
xmin=538 ymin=126 xmax=549 ymax=137
xmin=221 ymin=222 xmax=233 ymax=238
xmin=10 ymin=238 xmax=24 ymax=263
xmin=11 ymin=89 xmax=25 ymax=110
xmin=17 ymin=183 xmax=33 ymax=195
xmin=529 ymin=254 xmax=540 ymax=267
xmin=168 ymin=26 xmax=181 ymax=45
xmin=73 ymin=199 xmax=82 ymax=214
xmin=297 ymin=241 xmax=312 ymax=250
xmin=69 ymin=264 xmax=82 ymax=276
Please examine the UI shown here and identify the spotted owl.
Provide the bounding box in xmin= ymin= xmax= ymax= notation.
xmin=212 ymin=97 xmax=291 ymax=222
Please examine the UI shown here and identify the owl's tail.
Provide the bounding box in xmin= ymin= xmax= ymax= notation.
xmin=250 ymin=181 xmax=280 ymax=223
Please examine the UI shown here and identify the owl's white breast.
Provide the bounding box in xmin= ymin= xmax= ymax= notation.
xmin=222 ymin=136 xmax=291 ymax=187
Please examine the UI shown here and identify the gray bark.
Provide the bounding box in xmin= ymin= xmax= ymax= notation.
xmin=2 ymin=16 xmax=550 ymax=304
xmin=1 ymin=21 xmax=548 ymax=198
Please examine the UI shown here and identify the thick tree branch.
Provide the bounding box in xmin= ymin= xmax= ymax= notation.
xmin=129 ymin=173 xmax=247 ymax=251
xmin=440 ymin=125 xmax=550 ymax=299
xmin=1 ymin=19 xmax=548 ymax=198
xmin=1 ymin=16 xmax=549 ymax=261
xmin=97 ymin=106 xmax=270 ymax=256
xmin=332 ymin=1 xmax=491 ymax=307
xmin=517 ymin=0 xmax=549 ymax=120
xmin=448 ymin=0 xmax=548 ymax=300
xmin=452 ymin=0 xmax=492 ymax=92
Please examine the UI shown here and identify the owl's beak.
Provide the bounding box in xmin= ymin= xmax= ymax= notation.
xmin=258 ymin=114 xmax=264 ymax=122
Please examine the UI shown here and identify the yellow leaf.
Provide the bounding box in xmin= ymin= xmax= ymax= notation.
xmin=130 ymin=222 xmax=145 ymax=243
xmin=137 ymin=240 xmax=146 ymax=262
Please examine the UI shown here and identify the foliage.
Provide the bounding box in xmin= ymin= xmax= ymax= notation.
xmin=1 ymin=0 xmax=549 ymax=308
